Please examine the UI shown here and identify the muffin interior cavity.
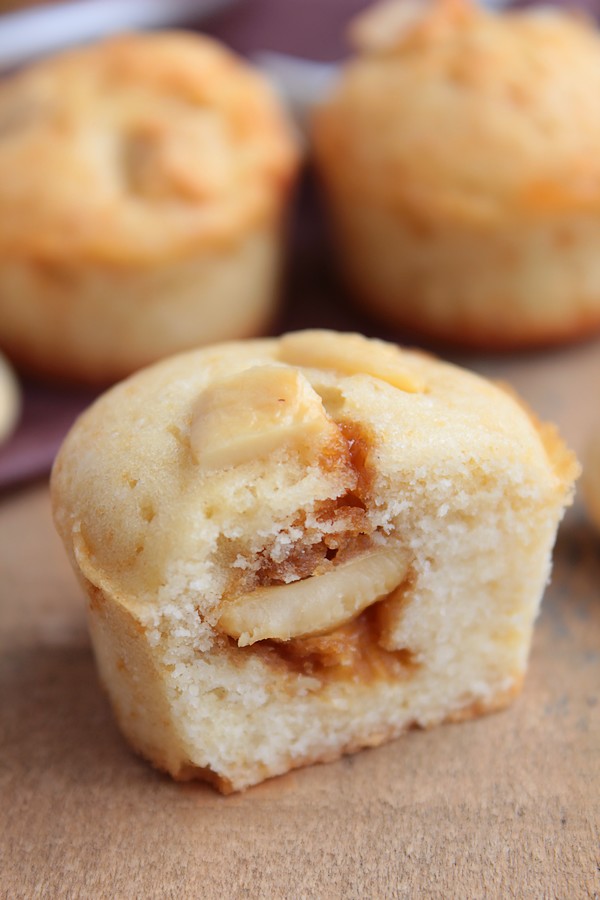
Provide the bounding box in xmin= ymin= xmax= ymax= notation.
xmin=190 ymin=360 xmax=416 ymax=670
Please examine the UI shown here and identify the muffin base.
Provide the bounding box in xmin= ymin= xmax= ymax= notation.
xmin=82 ymin=568 xmax=534 ymax=795
xmin=0 ymin=227 xmax=281 ymax=384
xmin=149 ymin=680 xmax=524 ymax=793
xmin=326 ymin=197 xmax=600 ymax=350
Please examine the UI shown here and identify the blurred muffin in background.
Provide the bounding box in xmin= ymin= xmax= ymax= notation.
xmin=312 ymin=0 xmax=600 ymax=350
xmin=0 ymin=31 xmax=300 ymax=384
xmin=0 ymin=352 xmax=19 ymax=446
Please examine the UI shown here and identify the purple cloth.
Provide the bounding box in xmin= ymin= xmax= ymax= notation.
xmin=205 ymin=0 xmax=371 ymax=60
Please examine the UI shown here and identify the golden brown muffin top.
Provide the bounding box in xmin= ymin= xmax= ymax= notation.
xmin=314 ymin=0 xmax=600 ymax=224
xmin=51 ymin=330 xmax=578 ymax=605
xmin=0 ymin=32 xmax=299 ymax=263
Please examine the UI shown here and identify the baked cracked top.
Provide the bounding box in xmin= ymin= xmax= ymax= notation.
xmin=313 ymin=0 xmax=600 ymax=224
xmin=0 ymin=32 xmax=299 ymax=263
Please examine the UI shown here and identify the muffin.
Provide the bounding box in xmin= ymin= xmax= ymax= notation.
xmin=312 ymin=0 xmax=600 ymax=349
xmin=51 ymin=330 xmax=578 ymax=792
xmin=0 ymin=32 xmax=299 ymax=384
xmin=0 ymin=352 xmax=19 ymax=445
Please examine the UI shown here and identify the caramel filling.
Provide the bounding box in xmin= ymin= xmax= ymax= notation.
xmin=248 ymin=598 xmax=418 ymax=683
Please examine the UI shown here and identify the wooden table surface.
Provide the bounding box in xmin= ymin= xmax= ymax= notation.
xmin=1 ymin=336 xmax=599 ymax=899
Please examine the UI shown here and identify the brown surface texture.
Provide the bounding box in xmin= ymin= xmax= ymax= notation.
xmin=1 ymin=341 xmax=599 ymax=898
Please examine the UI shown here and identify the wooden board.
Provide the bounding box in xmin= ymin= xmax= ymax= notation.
xmin=1 ymin=339 xmax=599 ymax=899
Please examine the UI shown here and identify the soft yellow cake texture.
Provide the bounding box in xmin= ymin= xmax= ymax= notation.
xmin=51 ymin=330 xmax=578 ymax=792
xmin=312 ymin=0 xmax=600 ymax=349
xmin=0 ymin=32 xmax=299 ymax=383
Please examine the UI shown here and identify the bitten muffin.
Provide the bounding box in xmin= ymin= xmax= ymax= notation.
xmin=0 ymin=352 xmax=19 ymax=445
xmin=0 ymin=32 xmax=299 ymax=384
xmin=51 ymin=330 xmax=578 ymax=792
xmin=312 ymin=0 xmax=600 ymax=350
